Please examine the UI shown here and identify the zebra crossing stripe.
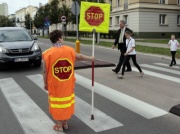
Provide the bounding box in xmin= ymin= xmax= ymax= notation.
xmin=75 ymin=74 xmax=168 ymax=119
xmin=27 ymin=74 xmax=123 ymax=132
xmin=0 ymin=78 xmax=65 ymax=134
xmin=141 ymin=64 xmax=180 ymax=75
xmin=154 ymin=63 xmax=180 ymax=69
xmin=133 ymin=66 xmax=180 ymax=83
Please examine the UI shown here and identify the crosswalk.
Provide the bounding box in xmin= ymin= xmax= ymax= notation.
xmin=27 ymin=74 xmax=123 ymax=133
xmin=0 ymin=62 xmax=179 ymax=134
xmin=133 ymin=63 xmax=180 ymax=83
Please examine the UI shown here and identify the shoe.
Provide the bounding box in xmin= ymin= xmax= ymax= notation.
xmin=139 ymin=72 xmax=144 ymax=77
xmin=112 ymin=69 xmax=118 ymax=74
xmin=63 ymin=123 xmax=68 ymax=130
xmin=53 ymin=124 xmax=63 ymax=132
xmin=117 ymin=75 xmax=123 ymax=79
xmin=173 ymin=63 xmax=176 ymax=65
xmin=125 ymin=69 xmax=132 ymax=72
xmin=169 ymin=64 xmax=172 ymax=67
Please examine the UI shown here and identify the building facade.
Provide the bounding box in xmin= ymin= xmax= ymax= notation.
xmin=48 ymin=0 xmax=180 ymax=38
xmin=106 ymin=0 xmax=180 ymax=38
xmin=0 ymin=2 xmax=8 ymax=16
xmin=15 ymin=6 xmax=38 ymax=30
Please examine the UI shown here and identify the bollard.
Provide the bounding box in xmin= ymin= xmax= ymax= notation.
xmin=75 ymin=40 xmax=80 ymax=53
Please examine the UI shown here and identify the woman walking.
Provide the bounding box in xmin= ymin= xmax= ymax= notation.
xmin=117 ymin=30 xmax=143 ymax=79
xmin=168 ymin=34 xmax=179 ymax=66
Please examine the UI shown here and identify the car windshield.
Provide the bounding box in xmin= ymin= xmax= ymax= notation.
xmin=0 ymin=29 xmax=32 ymax=42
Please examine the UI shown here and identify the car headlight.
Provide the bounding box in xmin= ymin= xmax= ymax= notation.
xmin=31 ymin=43 xmax=40 ymax=51
xmin=0 ymin=47 xmax=9 ymax=53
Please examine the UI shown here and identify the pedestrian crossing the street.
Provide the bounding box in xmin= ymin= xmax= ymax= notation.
xmin=0 ymin=62 xmax=179 ymax=134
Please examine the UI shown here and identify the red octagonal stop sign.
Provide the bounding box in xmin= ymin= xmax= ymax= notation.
xmin=85 ymin=6 xmax=104 ymax=26
xmin=53 ymin=59 xmax=73 ymax=81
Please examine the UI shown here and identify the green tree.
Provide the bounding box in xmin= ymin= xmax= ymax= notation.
xmin=59 ymin=3 xmax=71 ymax=25
xmin=70 ymin=0 xmax=105 ymax=24
xmin=34 ymin=4 xmax=51 ymax=29
xmin=0 ymin=15 xmax=14 ymax=27
xmin=49 ymin=0 xmax=61 ymax=28
xmin=72 ymin=0 xmax=105 ymax=5
xmin=24 ymin=13 xmax=32 ymax=29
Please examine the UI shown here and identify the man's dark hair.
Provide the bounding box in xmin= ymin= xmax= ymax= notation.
xmin=49 ymin=30 xmax=63 ymax=43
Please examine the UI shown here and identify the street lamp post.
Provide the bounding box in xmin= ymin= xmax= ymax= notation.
xmin=29 ymin=0 xmax=31 ymax=34
xmin=30 ymin=19 xmax=32 ymax=34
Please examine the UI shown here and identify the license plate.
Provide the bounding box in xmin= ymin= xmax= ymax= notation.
xmin=14 ymin=58 xmax=29 ymax=62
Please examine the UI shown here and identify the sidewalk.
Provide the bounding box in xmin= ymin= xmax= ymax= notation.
xmin=65 ymin=37 xmax=172 ymax=49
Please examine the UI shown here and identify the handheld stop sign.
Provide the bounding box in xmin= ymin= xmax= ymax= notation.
xmin=79 ymin=2 xmax=110 ymax=33
xmin=79 ymin=2 xmax=110 ymax=120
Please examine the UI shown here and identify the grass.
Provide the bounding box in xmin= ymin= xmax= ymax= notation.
xmin=135 ymin=39 xmax=169 ymax=44
xmin=39 ymin=37 xmax=180 ymax=59
xmin=63 ymin=38 xmax=180 ymax=59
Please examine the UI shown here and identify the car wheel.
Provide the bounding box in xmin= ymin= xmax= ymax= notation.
xmin=34 ymin=60 xmax=42 ymax=67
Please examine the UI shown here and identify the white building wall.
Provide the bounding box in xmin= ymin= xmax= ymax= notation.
xmin=139 ymin=11 xmax=180 ymax=32
xmin=126 ymin=11 xmax=139 ymax=32
xmin=0 ymin=3 xmax=8 ymax=16
xmin=109 ymin=11 xmax=140 ymax=32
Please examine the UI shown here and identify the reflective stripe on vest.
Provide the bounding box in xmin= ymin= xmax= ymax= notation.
xmin=49 ymin=94 xmax=74 ymax=108
xmin=50 ymin=100 xmax=75 ymax=108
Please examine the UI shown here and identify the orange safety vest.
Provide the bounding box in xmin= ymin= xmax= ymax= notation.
xmin=42 ymin=46 xmax=76 ymax=120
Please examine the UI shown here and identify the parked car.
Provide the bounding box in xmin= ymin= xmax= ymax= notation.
xmin=0 ymin=27 xmax=42 ymax=69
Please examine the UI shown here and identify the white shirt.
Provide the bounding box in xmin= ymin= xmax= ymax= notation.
xmin=168 ymin=39 xmax=179 ymax=51
xmin=126 ymin=37 xmax=136 ymax=55
xmin=119 ymin=27 xmax=126 ymax=43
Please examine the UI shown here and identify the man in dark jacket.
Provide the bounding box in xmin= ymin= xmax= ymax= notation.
xmin=112 ymin=20 xmax=132 ymax=73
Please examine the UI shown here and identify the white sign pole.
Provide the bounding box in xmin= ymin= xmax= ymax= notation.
xmin=91 ymin=29 xmax=95 ymax=120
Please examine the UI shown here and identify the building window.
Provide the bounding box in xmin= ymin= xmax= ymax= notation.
xmin=159 ymin=14 xmax=167 ymax=25
xmin=178 ymin=0 xmax=180 ymax=5
xmin=109 ymin=0 xmax=112 ymax=6
xmin=116 ymin=16 xmax=120 ymax=25
xmin=124 ymin=15 xmax=128 ymax=25
xmin=160 ymin=0 xmax=165 ymax=4
xmin=124 ymin=0 xmax=128 ymax=10
xmin=116 ymin=0 xmax=120 ymax=7
xmin=109 ymin=0 xmax=112 ymax=11
xmin=177 ymin=15 xmax=180 ymax=25
xmin=110 ymin=17 xmax=112 ymax=26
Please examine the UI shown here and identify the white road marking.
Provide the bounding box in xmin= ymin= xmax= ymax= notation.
xmin=132 ymin=67 xmax=180 ymax=83
xmin=154 ymin=63 xmax=180 ymax=69
xmin=141 ymin=64 xmax=180 ymax=75
xmin=27 ymin=74 xmax=123 ymax=132
xmin=75 ymin=74 xmax=168 ymax=119
xmin=0 ymin=78 xmax=64 ymax=134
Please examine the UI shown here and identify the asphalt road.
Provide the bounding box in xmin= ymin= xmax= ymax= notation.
xmin=0 ymin=38 xmax=180 ymax=134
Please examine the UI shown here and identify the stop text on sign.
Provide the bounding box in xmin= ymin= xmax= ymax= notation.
xmin=86 ymin=13 xmax=103 ymax=20
xmin=85 ymin=6 xmax=104 ymax=26
xmin=54 ymin=66 xmax=72 ymax=74
xmin=52 ymin=58 xmax=73 ymax=81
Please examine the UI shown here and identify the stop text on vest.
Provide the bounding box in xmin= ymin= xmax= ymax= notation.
xmin=86 ymin=13 xmax=103 ymax=20
xmin=54 ymin=66 xmax=72 ymax=74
